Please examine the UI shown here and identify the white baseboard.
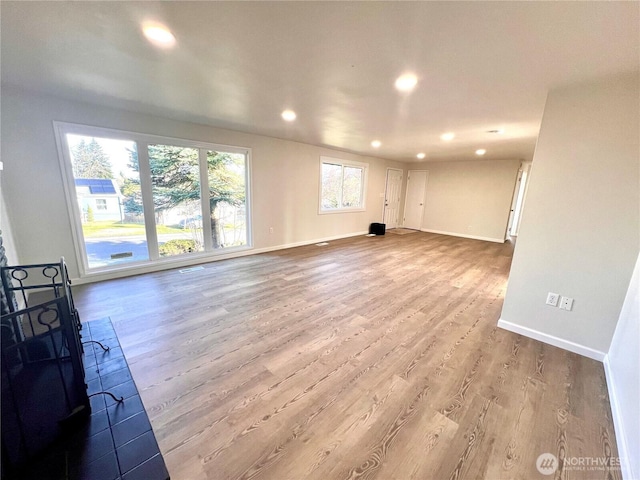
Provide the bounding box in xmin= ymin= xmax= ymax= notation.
xmin=497 ymin=319 xmax=606 ymax=361
xmin=499 ymin=321 xmax=632 ymax=477
xmin=71 ymin=231 xmax=368 ymax=285
xmin=420 ymin=228 xmax=505 ymax=244
xmin=251 ymin=231 xmax=369 ymax=255
xmin=603 ymin=356 xmax=634 ymax=480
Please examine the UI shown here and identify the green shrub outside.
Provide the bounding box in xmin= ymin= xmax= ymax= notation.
xmin=159 ymin=239 xmax=196 ymax=256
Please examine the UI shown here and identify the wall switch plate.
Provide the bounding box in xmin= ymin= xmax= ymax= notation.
xmin=560 ymin=296 xmax=574 ymax=311
xmin=546 ymin=292 xmax=560 ymax=307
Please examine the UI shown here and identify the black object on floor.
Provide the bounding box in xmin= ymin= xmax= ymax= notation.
xmin=369 ymin=222 xmax=386 ymax=235
xmin=12 ymin=317 xmax=170 ymax=480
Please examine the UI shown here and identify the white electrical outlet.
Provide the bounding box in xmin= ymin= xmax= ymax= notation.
xmin=546 ymin=292 xmax=560 ymax=307
xmin=269 ymin=227 xmax=274 ymax=234
xmin=560 ymin=296 xmax=574 ymax=311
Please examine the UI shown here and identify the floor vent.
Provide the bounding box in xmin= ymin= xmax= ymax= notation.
xmin=179 ymin=266 xmax=205 ymax=273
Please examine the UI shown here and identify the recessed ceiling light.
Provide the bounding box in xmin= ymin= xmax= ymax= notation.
xmin=394 ymin=73 xmax=418 ymax=93
xmin=487 ymin=129 xmax=505 ymax=134
xmin=417 ymin=153 xmax=426 ymax=159
xmin=281 ymin=109 xmax=297 ymax=122
xmin=371 ymin=140 xmax=381 ymax=148
xmin=143 ymin=24 xmax=176 ymax=48
xmin=440 ymin=132 xmax=455 ymax=141
xmin=475 ymin=149 xmax=487 ymax=156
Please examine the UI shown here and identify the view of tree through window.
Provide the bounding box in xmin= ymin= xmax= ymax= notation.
xmin=207 ymin=150 xmax=246 ymax=249
xmin=148 ymin=145 xmax=204 ymax=257
xmin=320 ymin=158 xmax=366 ymax=211
xmin=60 ymin=124 xmax=250 ymax=273
xmin=342 ymin=166 xmax=363 ymax=207
xmin=133 ymin=145 xmax=248 ymax=256
xmin=71 ymin=138 xmax=113 ymax=179
xmin=321 ymin=163 xmax=342 ymax=209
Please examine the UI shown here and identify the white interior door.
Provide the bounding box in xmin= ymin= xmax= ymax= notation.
xmin=383 ymin=169 xmax=403 ymax=228
xmin=403 ymin=170 xmax=428 ymax=230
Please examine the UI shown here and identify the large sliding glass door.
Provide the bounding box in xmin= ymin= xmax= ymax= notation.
xmin=56 ymin=123 xmax=251 ymax=276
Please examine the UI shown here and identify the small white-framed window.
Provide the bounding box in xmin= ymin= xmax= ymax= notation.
xmin=95 ymin=199 xmax=108 ymax=210
xmin=319 ymin=156 xmax=368 ymax=214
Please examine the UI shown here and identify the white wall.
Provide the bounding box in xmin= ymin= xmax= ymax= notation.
xmin=418 ymin=159 xmax=520 ymax=242
xmin=500 ymin=73 xmax=640 ymax=357
xmin=1 ymin=86 xmax=405 ymax=280
xmin=605 ymin=253 xmax=639 ymax=480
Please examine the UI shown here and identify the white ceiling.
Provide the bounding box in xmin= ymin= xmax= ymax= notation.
xmin=2 ymin=1 xmax=638 ymax=163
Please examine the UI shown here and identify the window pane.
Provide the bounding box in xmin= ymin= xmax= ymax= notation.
xmin=207 ymin=151 xmax=247 ymax=249
xmin=67 ymin=134 xmax=149 ymax=269
xmin=321 ymin=163 xmax=342 ymax=209
xmin=342 ymin=166 xmax=363 ymax=208
xmin=149 ymin=144 xmax=204 ymax=257
xmin=61 ymin=124 xmax=253 ymax=274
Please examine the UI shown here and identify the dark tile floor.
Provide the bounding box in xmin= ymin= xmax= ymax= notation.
xmin=13 ymin=318 xmax=170 ymax=480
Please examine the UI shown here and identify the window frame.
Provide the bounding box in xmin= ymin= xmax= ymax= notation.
xmin=53 ymin=121 xmax=252 ymax=278
xmin=318 ymin=156 xmax=368 ymax=214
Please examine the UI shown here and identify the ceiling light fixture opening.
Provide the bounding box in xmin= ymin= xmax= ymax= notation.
xmin=281 ymin=109 xmax=297 ymax=122
xmin=487 ymin=129 xmax=505 ymax=134
xmin=394 ymin=73 xmax=418 ymax=93
xmin=143 ymin=24 xmax=176 ymax=48
xmin=440 ymin=132 xmax=455 ymax=141
xmin=417 ymin=153 xmax=426 ymax=159
xmin=475 ymin=149 xmax=487 ymax=156
xmin=371 ymin=140 xmax=381 ymax=148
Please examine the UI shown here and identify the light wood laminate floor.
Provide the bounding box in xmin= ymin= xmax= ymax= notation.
xmin=74 ymin=232 xmax=620 ymax=480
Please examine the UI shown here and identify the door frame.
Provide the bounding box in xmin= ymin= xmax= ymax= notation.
xmin=506 ymin=161 xmax=532 ymax=239
xmin=506 ymin=168 xmax=521 ymax=237
xmin=402 ymin=169 xmax=429 ymax=230
xmin=382 ymin=168 xmax=404 ymax=227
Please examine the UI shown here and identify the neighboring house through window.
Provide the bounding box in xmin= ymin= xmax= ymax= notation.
xmin=74 ymin=178 xmax=123 ymax=222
